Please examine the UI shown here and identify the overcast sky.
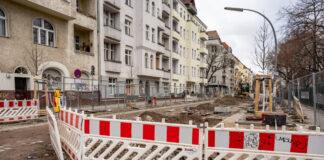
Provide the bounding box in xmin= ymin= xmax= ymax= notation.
xmin=196 ymin=0 xmax=297 ymax=73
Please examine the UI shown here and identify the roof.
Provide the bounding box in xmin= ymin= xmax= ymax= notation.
xmin=222 ymin=42 xmax=229 ymax=49
xmin=206 ymin=30 xmax=220 ymax=40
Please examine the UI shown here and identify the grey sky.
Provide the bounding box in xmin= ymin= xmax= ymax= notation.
xmin=196 ymin=0 xmax=297 ymax=73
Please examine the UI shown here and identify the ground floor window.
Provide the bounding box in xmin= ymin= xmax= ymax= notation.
xmin=109 ymin=78 xmax=117 ymax=95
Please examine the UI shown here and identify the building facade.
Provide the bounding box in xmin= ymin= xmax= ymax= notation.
xmin=170 ymin=0 xmax=208 ymax=94
xmin=99 ymin=0 xmax=171 ymax=98
xmin=206 ymin=30 xmax=235 ymax=94
xmin=0 ymin=0 xmax=98 ymax=100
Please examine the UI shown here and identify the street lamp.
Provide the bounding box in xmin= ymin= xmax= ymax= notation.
xmin=225 ymin=7 xmax=278 ymax=110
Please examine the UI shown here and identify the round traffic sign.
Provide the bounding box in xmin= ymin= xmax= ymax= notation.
xmin=74 ymin=69 xmax=82 ymax=78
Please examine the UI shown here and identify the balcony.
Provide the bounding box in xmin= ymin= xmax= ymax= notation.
xmin=187 ymin=3 xmax=197 ymax=15
xmin=200 ymin=32 xmax=208 ymax=41
xmin=162 ymin=69 xmax=171 ymax=79
xmin=138 ymin=68 xmax=164 ymax=78
xmin=104 ymin=25 xmax=121 ymax=41
xmin=200 ymin=63 xmax=207 ymax=69
xmin=162 ymin=1 xmax=171 ymax=13
xmin=199 ymin=47 xmax=208 ymax=55
xmin=105 ymin=60 xmax=121 ymax=73
xmin=12 ymin=0 xmax=76 ymax=20
xmin=104 ymin=0 xmax=121 ymax=10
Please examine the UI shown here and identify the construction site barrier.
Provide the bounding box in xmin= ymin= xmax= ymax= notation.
xmin=205 ymin=123 xmax=324 ymax=160
xmin=57 ymin=108 xmax=86 ymax=160
xmin=82 ymin=116 xmax=202 ymax=160
xmin=48 ymin=107 xmax=324 ymax=160
xmin=0 ymin=99 xmax=38 ymax=122
xmin=46 ymin=107 xmax=64 ymax=160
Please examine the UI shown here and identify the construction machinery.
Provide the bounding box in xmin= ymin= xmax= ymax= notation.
xmin=238 ymin=82 xmax=249 ymax=95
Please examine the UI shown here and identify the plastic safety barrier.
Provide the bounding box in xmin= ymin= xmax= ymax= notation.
xmin=82 ymin=116 xmax=202 ymax=160
xmin=52 ymin=108 xmax=324 ymax=160
xmin=46 ymin=107 xmax=64 ymax=160
xmin=0 ymin=99 xmax=38 ymax=122
xmin=205 ymin=123 xmax=324 ymax=160
xmin=57 ymin=108 xmax=86 ymax=160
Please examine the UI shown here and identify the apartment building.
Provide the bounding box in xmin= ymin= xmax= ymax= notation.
xmin=206 ymin=30 xmax=235 ymax=94
xmin=0 ymin=0 xmax=98 ymax=100
xmin=99 ymin=0 xmax=171 ymax=97
xmin=170 ymin=0 xmax=208 ymax=94
xmin=233 ymin=56 xmax=253 ymax=94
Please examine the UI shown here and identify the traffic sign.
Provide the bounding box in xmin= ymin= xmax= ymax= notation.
xmin=74 ymin=69 xmax=82 ymax=78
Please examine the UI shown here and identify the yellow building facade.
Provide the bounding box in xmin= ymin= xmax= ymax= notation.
xmin=170 ymin=0 xmax=208 ymax=94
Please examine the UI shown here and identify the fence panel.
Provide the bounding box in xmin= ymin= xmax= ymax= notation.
xmin=205 ymin=123 xmax=324 ymax=160
xmin=46 ymin=107 xmax=64 ymax=160
xmin=0 ymin=99 xmax=38 ymax=122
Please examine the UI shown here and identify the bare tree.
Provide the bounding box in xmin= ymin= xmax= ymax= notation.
xmin=206 ymin=46 xmax=232 ymax=83
xmin=25 ymin=44 xmax=45 ymax=76
xmin=281 ymin=0 xmax=324 ymax=72
xmin=253 ymin=20 xmax=272 ymax=74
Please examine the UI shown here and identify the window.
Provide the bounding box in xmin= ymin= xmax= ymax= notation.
xmin=183 ymin=47 xmax=186 ymax=57
xmin=33 ymin=18 xmax=55 ymax=47
xmin=109 ymin=78 xmax=117 ymax=95
xmin=172 ymin=40 xmax=178 ymax=53
xmin=179 ymin=64 xmax=182 ymax=75
xmin=172 ymin=20 xmax=178 ymax=32
xmin=74 ymin=36 xmax=80 ymax=50
xmin=76 ymin=0 xmax=80 ymax=11
xmin=125 ymin=49 xmax=132 ymax=65
xmin=179 ymin=45 xmax=182 ymax=56
xmin=0 ymin=8 xmax=6 ymax=37
xmin=180 ymin=8 xmax=182 ymax=17
xmin=152 ymin=28 xmax=155 ymax=42
xmin=183 ymin=65 xmax=185 ymax=75
xmin=103 ymin=10 xmax=116 ymax=28
xmin=173 ymin=0 xmax=178 ymax=12
xmin=145 ymin=53 xmax=149 ymax=68
xmin=125 ymin=0 xmax=132 ymax=7
xmin=146 ymin=25 xmax=150 ymax=40
xmin=183 ymin=11 xmax=186 ymax=20
xmin=104 ymin=43 xmax=117 ymax=61
xmin=183 ymin=29 xmax=185 ymax=39
xmin=212 ymin=76 xmax=216 ymax=83
xmin=152 ymin=2 xmax=155 ymax=16
xmin=150 ymin=55 xmax=154 ymax=69
xmin=14 ymin=67 xmax=28 ymax=74
xmin=125 ymin=19 xmax=131 ymax=36
xmin=180 ymin=26 xmax=182 ymax=37
xmin=146 ymin=0 xmax=150 ymax=12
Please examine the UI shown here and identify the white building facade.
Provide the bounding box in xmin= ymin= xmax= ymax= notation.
xmin=99 ymin=0 xmax=171 ymax=98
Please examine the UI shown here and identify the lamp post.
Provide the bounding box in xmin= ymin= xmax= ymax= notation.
xmin=224 ymin=7 xmax=278 ymax=110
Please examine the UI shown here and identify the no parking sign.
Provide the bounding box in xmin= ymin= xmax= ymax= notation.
xmin=74 ymin=69 xmax=82 ymax=78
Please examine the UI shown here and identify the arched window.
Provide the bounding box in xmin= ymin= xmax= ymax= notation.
xmin=14 ymin=67 xmax=28 ymax=74
xmin=150 ymin=55 xmax=154 ymax=69
xmin=152 ymin=2 xmax=155 ymax=16
xmin=145 ymin=53 xmax=148 ymax=68
xmin=0 ymin=8 xmax=6 ymax=37
xmin=33 ymin=18 xmax=55 ymax=47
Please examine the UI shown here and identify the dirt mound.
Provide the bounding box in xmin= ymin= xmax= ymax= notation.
xmin=214 ymin=95 xmax=252 ymax=106
xmin=196 ymin=103 xmax=214 ymax=111
xmin=139 ymin=111 xmax=221 ymax=126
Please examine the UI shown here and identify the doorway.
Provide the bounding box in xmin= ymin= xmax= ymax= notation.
xmin=15 ymin=77 xmax=27 ymax=100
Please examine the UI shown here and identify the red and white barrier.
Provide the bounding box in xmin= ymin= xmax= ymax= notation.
xmin=46 ymin=107 xmax=64 ymax=160
xmin=57 ymin=108 xmax=85 ymax=160
xmin=84 ymin=117 xmax=200 ymax=146
xmin=0 ymin=99 xmax=38 ymax=122
xmin=82 ymin=116 xmax=202 ymax=160
xmin=205 ymin=123 xmax=324 ymax=160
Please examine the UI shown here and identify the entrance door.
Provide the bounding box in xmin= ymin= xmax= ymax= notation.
xmin=15 ymin=77 xmax=27 ymax=100
xmin=145 ymin=81 xmax=150 ymax=96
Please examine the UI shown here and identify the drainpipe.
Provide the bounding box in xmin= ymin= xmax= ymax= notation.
xmin=97 ymin=0 xmax=102 ymax=102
